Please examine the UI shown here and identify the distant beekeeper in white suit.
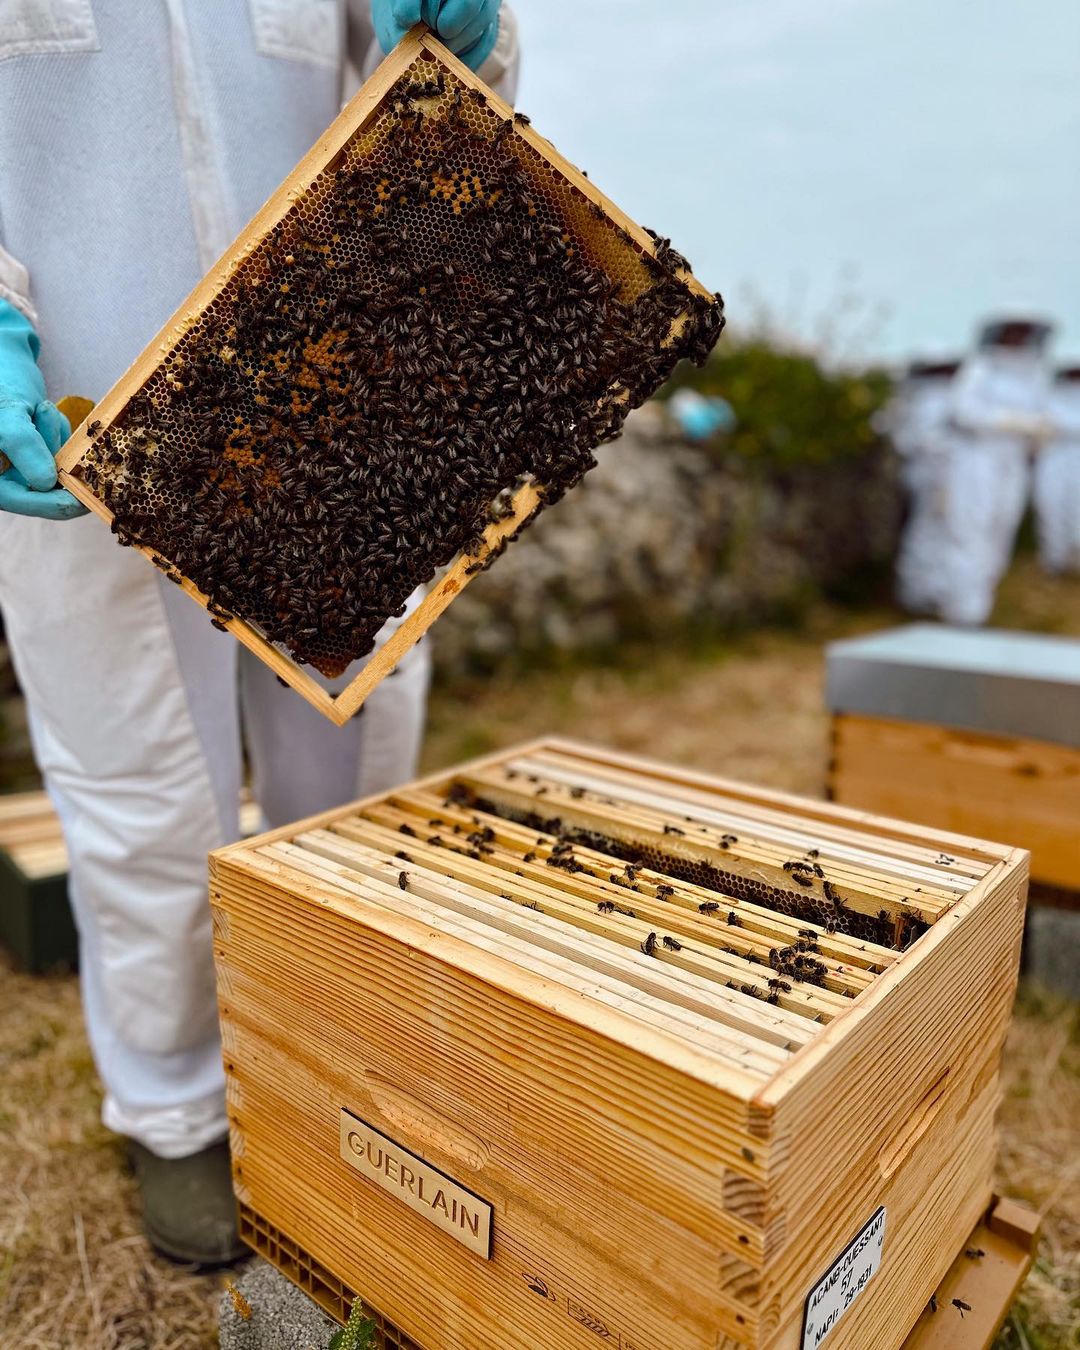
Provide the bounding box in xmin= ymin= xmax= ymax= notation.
xmin=0 ymin=0 xmax=518 ymax=1265
xmin=889 ymin=355 xmax=961 ymax=615
xmin=937 ymin=314 xmax=1054 ymax=626
xmin=1034 ymin=365 xmax=1080 ymax=575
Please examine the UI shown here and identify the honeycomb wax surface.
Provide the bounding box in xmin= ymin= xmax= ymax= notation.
xmin=76 ymin=57 xmax=725 ymax=678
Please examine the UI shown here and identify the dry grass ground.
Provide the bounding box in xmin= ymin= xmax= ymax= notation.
xmin=1 ymin=558 xmax=1078 ymax=1348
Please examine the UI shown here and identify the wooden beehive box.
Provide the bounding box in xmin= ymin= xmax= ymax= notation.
xmin=211 ymin=739 xmax=1028 ymax=1350
xmin=0 ymin=791 xmax=76 ymax=972
xmin=55 ymin=27 xmax=722 ymax=726
xmin=827 ymin=624 xmax=1080 ymax=898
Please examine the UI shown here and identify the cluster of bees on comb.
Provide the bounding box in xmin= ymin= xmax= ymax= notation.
xmin=75 ymin=60 xmax=724 ymax=679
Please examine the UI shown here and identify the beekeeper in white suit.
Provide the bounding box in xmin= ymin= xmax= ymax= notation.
xmin=1034 ymin=365 xmax=1080 ymax=575
xmin=889 ymin=355 xmax=961 ymax=615
xmin=0 ymin=0 xmax=518 ymax=1265
xmin=937 ymin=315 xmax=1054 ymax=626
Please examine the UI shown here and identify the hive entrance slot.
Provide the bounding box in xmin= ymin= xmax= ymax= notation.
xmin=238 ymin=1204 xmax=418 ymax=1343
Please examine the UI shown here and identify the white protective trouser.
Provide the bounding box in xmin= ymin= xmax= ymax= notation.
xmin=937 ymin=436 xmax=1030 ymax=626
xmin=1035 ymin=440 xmax=1080 ymax=575
xmin=0 ymin=510 xmax=430 ymax=1157
xmin=895 ymin=445 xmax=951 ymax=615
xmin=0 ymin=0 xmax=518 ymax=1157
xmin=886 ymin=373 xmax=959 ymax=617
xmin=1034 ymin=441 xmax=1080 ymax=574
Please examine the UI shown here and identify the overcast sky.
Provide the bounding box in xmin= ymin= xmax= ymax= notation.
xmin=516 ymin=0 xmax=1080 ymax=364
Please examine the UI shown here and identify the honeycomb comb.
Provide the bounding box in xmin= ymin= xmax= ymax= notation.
xmin=57 ymin=26 xmax=724 ymax=725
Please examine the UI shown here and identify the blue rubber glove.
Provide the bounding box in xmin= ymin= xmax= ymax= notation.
xmin=0 ymin=300 xmax=86 ymax=520
xmin=374 ymin=0 xmax=502 ymax=71
xmin=669 ymin=390 xmax=736 ymax=442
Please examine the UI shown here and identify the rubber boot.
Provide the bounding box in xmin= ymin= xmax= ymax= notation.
xmin=129 ymin=1137 xmax=247 ymax=1266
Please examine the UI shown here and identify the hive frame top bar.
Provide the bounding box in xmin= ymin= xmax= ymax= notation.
xmin=56 ymin=28 xmax=714 ymax=726
xmin=212 ymin=736 xmax=1028 ymax=1107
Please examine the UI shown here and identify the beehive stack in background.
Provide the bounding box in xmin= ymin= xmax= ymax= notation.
xmin=57 ymin=27 xmax=723 ymax=724
xmin=211 ymin=739 xmax=1028 ymax=1350
xmin=0 ymin=791 xmax=76 ymax=972
xmin=827 ymin=624 xmax=1080 ymax=1000
xmin=827 ymin=625 xmax=1080 ymax=895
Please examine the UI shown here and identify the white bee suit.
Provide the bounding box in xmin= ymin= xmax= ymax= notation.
xmin=0 ymin=0 xmax=519 ymax=1158
xmin=890 ymin=369 xmax=959 ymax=615
xmin=1034 ymin=375 xmax=1080 ymax=575
xmin=938 ymin=348 xmax=1050 ymax=627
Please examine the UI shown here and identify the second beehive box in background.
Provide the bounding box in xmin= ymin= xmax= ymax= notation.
xmin=827 ymin=624 xmax=1080 ymax=896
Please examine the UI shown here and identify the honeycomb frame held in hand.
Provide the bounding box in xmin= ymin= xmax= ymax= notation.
xmin=57 ymin=26 xmax=722 ymax=726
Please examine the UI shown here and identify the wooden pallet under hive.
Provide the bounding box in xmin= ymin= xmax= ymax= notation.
xmin=211 ymin=739 xmax=1029 ymax=1350
xmin=56 ymin=27 xmax=723 ymax=725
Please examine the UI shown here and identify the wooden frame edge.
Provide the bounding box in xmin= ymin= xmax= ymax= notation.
xmin=211 ymin=736 xmax=554 ymax=860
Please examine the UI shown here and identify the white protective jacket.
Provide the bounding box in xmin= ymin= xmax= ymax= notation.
xmin=0 ymin=1 xmax=518 ymax=1156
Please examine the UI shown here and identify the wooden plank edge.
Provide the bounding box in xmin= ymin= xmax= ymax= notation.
xmin=468 ymin=762 xmax=960 ymax=912
xmin=519 ymin=747 xmax=987 ymax=888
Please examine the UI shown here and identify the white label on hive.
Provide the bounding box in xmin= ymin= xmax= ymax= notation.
xmin=339 ymin=1109 xmax=492 ymax=1259
xmin=801 ymin=1206 xmax=886 ymax=1349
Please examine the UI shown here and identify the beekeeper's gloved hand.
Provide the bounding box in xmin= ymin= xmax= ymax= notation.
xmin=0 ymin=300 xmax=86 ymax=521
xmin=374 ymin=0 xmax=502 ymax=71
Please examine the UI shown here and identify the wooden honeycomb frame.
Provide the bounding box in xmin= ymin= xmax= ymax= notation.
xmin=56 ymin=27 xmax=716 ymax=725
